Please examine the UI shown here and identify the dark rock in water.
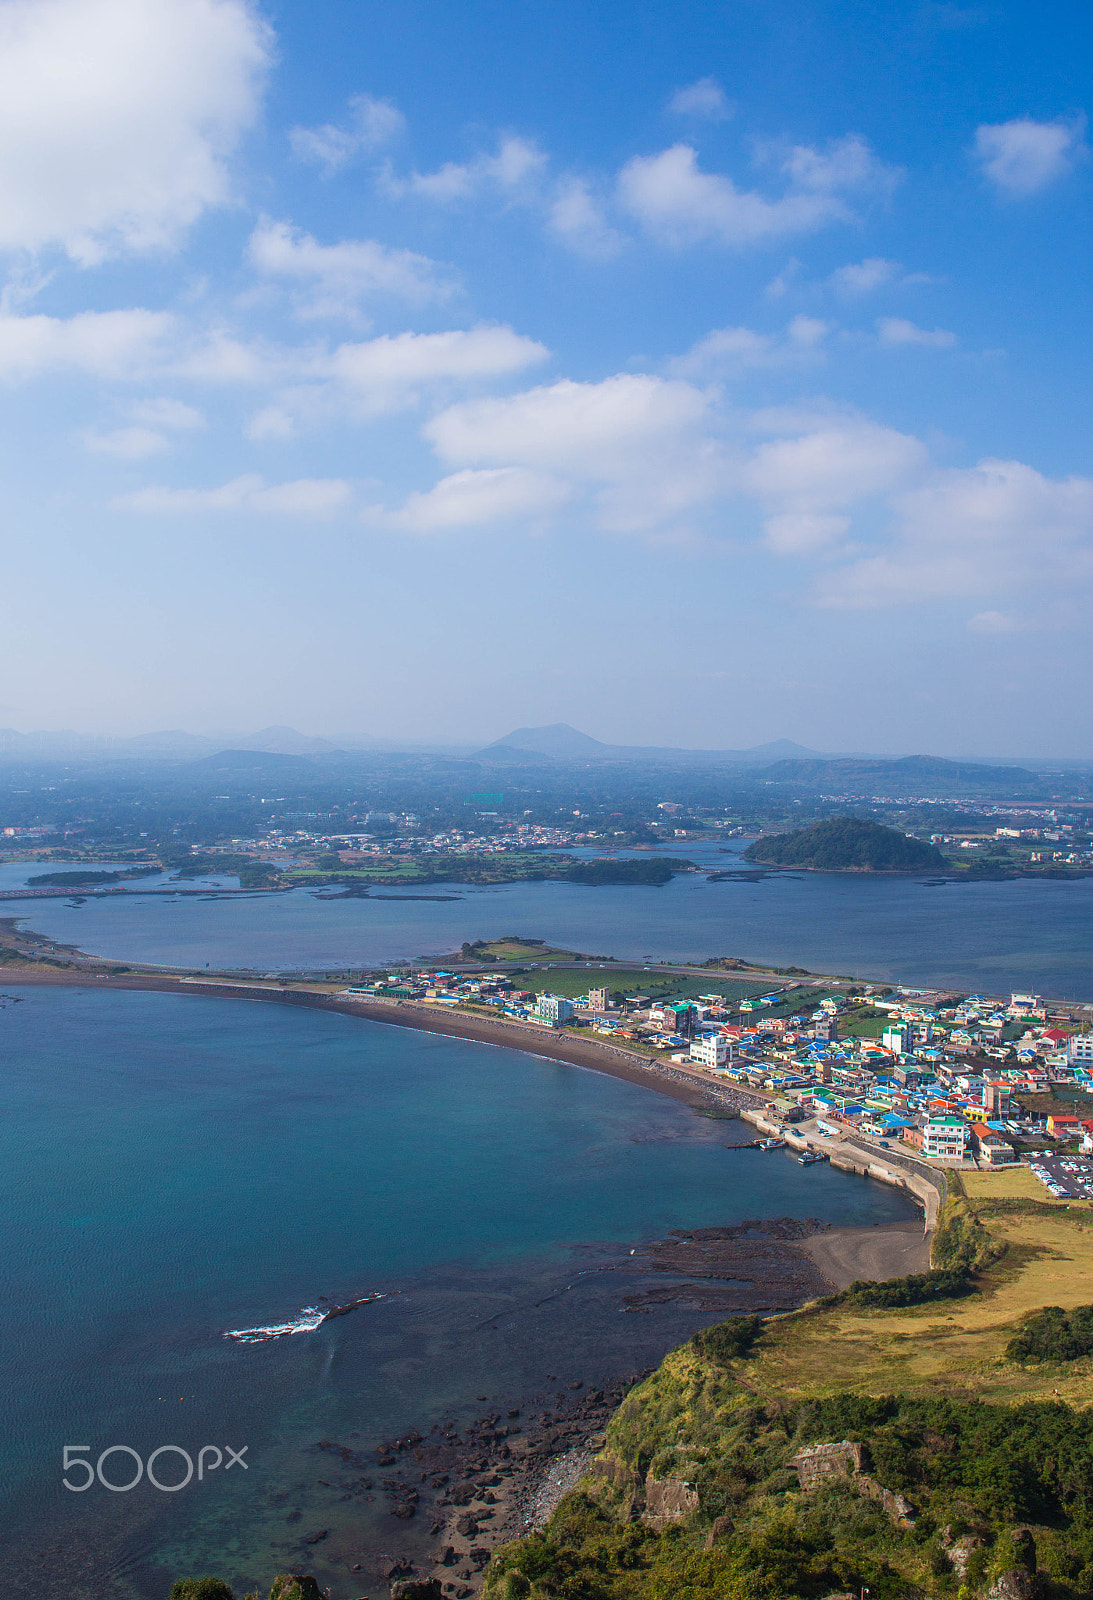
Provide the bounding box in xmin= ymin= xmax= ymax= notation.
xmin=455 ymin=1513 xmax=479 ymax=1538
xmin=390 ymin=1579 xmax=442 ymax=1600
xmin=469 ymin=1547 xmax=492 ymax=1571
xmin=390 ymin=1501 xmax=416 ymax=1518
xmin=436 ymin=1544 xmax=456 ymax=1565
xmin=303 ymin=1528 xmax=329 ymax=1544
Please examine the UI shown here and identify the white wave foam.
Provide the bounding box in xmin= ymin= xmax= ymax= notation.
xmin=224 ymin=1293 xmax=384 ymax=1343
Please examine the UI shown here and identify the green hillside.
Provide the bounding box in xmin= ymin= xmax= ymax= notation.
xmin=481 ymin=1181 xmax=1093 ymax=1600
xmin=744 ymin=817 xmax=945 ymax=872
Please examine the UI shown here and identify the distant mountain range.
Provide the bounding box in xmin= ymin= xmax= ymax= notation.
xmin=477 ymin=723 xmax=831 ymax=765
xmin=0 ymin=724 xmax=342 ymax=760
xmin=0 ymin=722 xmax=1088 ymax=797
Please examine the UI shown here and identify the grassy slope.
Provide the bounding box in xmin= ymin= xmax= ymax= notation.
xmin=484 ymin=1175 xmax=1093 ymax=1600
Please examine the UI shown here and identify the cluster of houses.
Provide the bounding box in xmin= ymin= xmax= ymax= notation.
xmin=347 ymin=971 xmax=1093 ymax=1167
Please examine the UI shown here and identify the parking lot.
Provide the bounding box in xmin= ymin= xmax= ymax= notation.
xmin=1028 ymin=1153 xmax=1093 ymax=1200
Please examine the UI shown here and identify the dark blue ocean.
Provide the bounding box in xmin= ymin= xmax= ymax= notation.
xmin=0 ymin=985 xmax=913 ymax=1598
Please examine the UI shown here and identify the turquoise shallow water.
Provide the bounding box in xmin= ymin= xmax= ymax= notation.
xmin=5 ymin=841 xmax=1093 ymax=996
xmin=0 ymin=985 xmax=913 ymax=1598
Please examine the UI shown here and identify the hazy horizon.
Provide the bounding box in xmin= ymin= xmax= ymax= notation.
xmin=1 ymin=717 xmax=1092 ymax=766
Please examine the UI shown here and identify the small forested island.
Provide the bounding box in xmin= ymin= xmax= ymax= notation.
xmin=744 ymin=816 xmax=946 ymax=873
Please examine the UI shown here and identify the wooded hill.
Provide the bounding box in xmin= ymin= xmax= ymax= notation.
xmin=745 ymin=816 xmax=946 ymax=872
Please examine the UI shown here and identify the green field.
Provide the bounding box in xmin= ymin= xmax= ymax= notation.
xmin=511 ymin=969 xmax=783 ymax=1002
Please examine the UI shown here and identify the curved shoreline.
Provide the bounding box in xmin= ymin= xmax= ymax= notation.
xmin=0 ymin=964 xmax=761 ymax=1114
xmin=0 ymin=964 xmax=935 ymax=1249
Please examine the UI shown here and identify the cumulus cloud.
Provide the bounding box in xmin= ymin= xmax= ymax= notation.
xmin=617 ymin=135 xmax=893 ymax=248
xmin=424 ymin=373 xmax=725 ymax=533
xmin=742 ymin=408 xmax=926 ymax=553
xmin=668 ymin=77 xmax=734 ymax=120
xmin=0 ymin=308 xmax=172 ymax=380
xmin=82 ymin=394 xmax=206 ymax=457
xmin=816 ymin=458 xmax=1093 ymax=607
xmin=877 ymin=316 xmax=956 ymax=348
xmin=289 ymin=93 xmax=404 ymax=173
xmin=384 ymin=136 xmax=547 ymax=203
xmin=830 ymin=256 xmax=899 ymax=294
xmin=974 ymin=116 xmax=1087 ymax=197
xmin=326 ymin=325 xmax=548 ymax=399
xmin=547 ymin=177 xmax=623 ymax=257
xmin=115 ymin=473 xmax=353 ymax=515
xmin=0 ymin=0 xmax=271 ymax=262
xmin=236 ymin=324 xmax=550 ymax=437
xmin=669 ymin=315 xmax=829 ymax=378
xmin=247 ymin=220 xmax=455 ymax=320
xmin=128 ymin=396 xmax=205 ymax=430
xmin=387 ymin=466 xmax=572 ymax=532
xmin=83 ymin=425 xmax=171 ymax=460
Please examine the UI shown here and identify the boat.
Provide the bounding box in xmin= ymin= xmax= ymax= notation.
xmin=798 ymin=1149 xmax=825 ymax=1165
xmin=760 ymin=1136 xmax=786 ymax=1150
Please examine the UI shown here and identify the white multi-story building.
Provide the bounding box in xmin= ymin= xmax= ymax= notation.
xmin=535 ymin=994 xmax=574 ymax=1025
xmin=690 ymin=1034 xmax=732 ymax=1069
xmin=923 ymin=1116 xmax=967 ymax=1159
xmin=1068 ymin=1033 xmax=1093 ymax=1065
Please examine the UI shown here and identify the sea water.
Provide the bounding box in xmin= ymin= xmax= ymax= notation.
xmin=4 ymin=841 xmax=1093 ymax=997
xmin=0 ymin=984 xmax=913 ymax=1598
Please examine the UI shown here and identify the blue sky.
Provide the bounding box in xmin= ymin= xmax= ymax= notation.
xmin=2 ymin=0 xmax=1091 ymax=755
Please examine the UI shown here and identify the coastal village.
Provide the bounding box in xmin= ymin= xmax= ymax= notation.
xmin=348 ymin=969 xmax=1093 ymax=1196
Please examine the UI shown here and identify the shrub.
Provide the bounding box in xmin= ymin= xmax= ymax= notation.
xmin=1006 ymin=1304 xmax=1093 ymax=1363
xmin=691 ymin=1315 xmax=764 ymax=1365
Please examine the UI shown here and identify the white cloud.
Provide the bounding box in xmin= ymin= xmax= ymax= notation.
xmin=618 ymin=135 xmax=893 ymax=248
xmin=428 ymin=373 xmax=707 ymax=471
xmin=974 ymin=116 xmax=1086 ymax=197
xmin=115 ymin=473 xmax=353 ymax=515
xmin=816 ymin=458 xmax=1093 ymax=607
xmin=763 ymin=512 xmax=851 ymax=554
xmin=425 ymin=373 xmax=725 ymax=534
xmin=83 ymin=425 xmax=170 ymax=459
xmin=669 ymin=315 xmax=829 ymax=378
xmin=244 ymin=404 xmax=296 ymax=442
xmin=0 ymin=308 xmax=172 ymax=380
xmin=746 ymin=411 xmax=925 ymax=507
xmin=289 ymin=94 xmax=404 ymax=173
xmin=829 ymin=257 xmax=899 ymax=294
xmin=967 ymin=610 xmax=1020 ymax=635
xmin=230 ymin=324 xmax=550 ymax=437
xmin=247 ymin=219 xmax=455 ymax=320
xmin=0 ymin=0 xmax=271 ymax=262
xmin=128 ymin=396 xmax=205 ymax=430
xmin=327 ymin=325 xmax=549 ymax=399
xmin=547 ymin=178 xmax=623 ymax=258
xmin=82 ymin=394 xmax=206 ymax=457
xmin=877 ymin=316 xmax=956 ymax=348
xmin=779 ymin=134 xmax=892 ymax=193
xmin=668 ymin=77 xmax=734 ymax=120
xmin=744 ymin=410 xmax=926 ymax=552
xmin=385 ymin=136 xmax=547 ymax=203
xmin=388 ymin=467 xmax=572 ymax=532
